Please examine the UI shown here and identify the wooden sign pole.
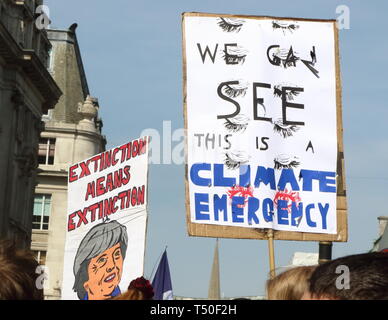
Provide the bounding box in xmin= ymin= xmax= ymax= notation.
xmin=267 ymin=229 xmax=276 ymax=279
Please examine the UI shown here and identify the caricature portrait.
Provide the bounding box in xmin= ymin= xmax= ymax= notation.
xmin=72 ymin=220 xmax=128 ymax=300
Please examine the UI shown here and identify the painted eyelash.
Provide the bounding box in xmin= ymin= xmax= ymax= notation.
xmin=274 ymin=154 xmax=300 ymax=170
xmin=223 ymin=82 xmax=248 ymax=98
xmin=272 ymin=21 xmax=299 ymax=34
xmin=271 ymin=48 xmax=299 ymax=68
xmin=217 ymin=18 xmax=244 ymax=33
xmin=224 ymin=151 xmax=249 ymax=170
xmin=273 ymin=119 xmax=300 ymax=138
xmin=272 ymin=22 xmax=283 ymax=30
xmin=224 ymin=114 xmax=250 ymax=133
xmin=222 ymin=46 xmax=248 ymax=65
xmin=222 ymin=51 xmax=247 ymax=65
xmin=273 ymin=84 xmax=300 ymax=101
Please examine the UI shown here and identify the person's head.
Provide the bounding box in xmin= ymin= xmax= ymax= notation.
xmin=0 ymin=240 xmax=44 ymax=300
xmin=73 ymin=220 xmax=128 ymax=300
xmin=112 ymin=288 xmax=146 ymax=300
xmin=112 ymin=277 xmax=154 ymax=300
xmin=306 ymin=252 xmax=388 ymax=300
xmin=266 ymin=265 xmax=316 ymax=300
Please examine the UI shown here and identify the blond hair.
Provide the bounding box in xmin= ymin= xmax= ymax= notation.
xmin=266 ymin=265 xmax=316 ymax=300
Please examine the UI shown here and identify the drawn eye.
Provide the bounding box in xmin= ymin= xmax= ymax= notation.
xmin=273 ymin=119 xmax=300 ymax=138
xmin=97 ymin=256 xmax=107 ymax=265
xmin=114 ymin=249 xmax=121 ymax=260
xmin=222 ymin=46 xmax=247 ymax=65
xmin=225 ymin=151 xmax=250 ymax=170
xmin=274 ymin=154 xmax=300 ymax=170
xmin=224 ymin=114 xmax=250 ymax=133
xmin=223 ymin=82 xmax=248 ymax=98
xmin=272 ymin=47 xmax=299 ymax=68
xmin=272 ymin=20 xmax=299 ymax=34
xmin=217 ymin=18 xmax=245 ymax=33
xmin=273 ymin=49 xmax=287 ymax=60
xmin=273 ymin=84 xmax=300 ymax=101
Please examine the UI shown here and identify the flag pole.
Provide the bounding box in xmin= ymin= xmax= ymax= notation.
xmin=149 ymin=246 xmax=168 ymax=281
xmin=267 ymin=229 xmax=276 ymax=279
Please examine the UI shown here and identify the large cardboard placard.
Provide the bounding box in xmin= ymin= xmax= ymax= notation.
xmin=62 ymin=137 xmax=149 ymax=300
xmin=182 ymin=12 xmax=347 ymax=241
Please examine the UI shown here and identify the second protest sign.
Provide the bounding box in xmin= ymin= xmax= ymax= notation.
xmin=182 ymin=12 xmax=347 ymax=241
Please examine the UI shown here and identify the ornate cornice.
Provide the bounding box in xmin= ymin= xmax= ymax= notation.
xmin=0 ymin=20 xmax=62 ymax=113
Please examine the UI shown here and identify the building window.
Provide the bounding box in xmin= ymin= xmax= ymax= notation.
xmin=48 ymin=47 xmax=54 ymax=72
xmin=33 ymin=194 xmax=51 ymax=230
xmin=38 ymin=138 xmax=55 ymax=165
xmin=33 ymin=250 xmax=47 ymax=266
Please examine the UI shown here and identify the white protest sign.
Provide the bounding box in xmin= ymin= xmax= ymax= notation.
xmin=184 ymin=14 xmax=338 ymax=235
xmin=62 ymin=137 xmax=149 ymax=300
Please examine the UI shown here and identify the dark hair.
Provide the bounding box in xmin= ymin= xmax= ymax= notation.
xmin=128 ymin=277 xmax=154 ymax=299
xmin=309 ymin=252 xmax=388 ymax=300
xmin=72 ymin=221 xmax=128 ymax=299
xmin=112 ymin=277 xmax=154 ymax=300
xmin=0 ymin=240 xmax=44 ymax=300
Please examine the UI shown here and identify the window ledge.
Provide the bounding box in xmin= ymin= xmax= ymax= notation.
xmin=32 ymin=230 xmax=49 ymax=235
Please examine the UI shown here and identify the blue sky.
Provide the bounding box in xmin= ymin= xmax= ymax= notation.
xmin=46 ymin=0 xmax=388 ymax=297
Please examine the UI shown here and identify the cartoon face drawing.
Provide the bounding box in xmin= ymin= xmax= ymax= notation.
xmin=83 ymin=242 xmax=124 ymax=299
xmin=72 ymin=220 xmax=128 ymax=300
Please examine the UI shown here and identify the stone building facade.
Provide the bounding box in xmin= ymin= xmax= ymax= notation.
xmin=31 ymin=25 xmax=106 ymax=299
xmin=0 ymin=0 xmax=61 ymax=247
